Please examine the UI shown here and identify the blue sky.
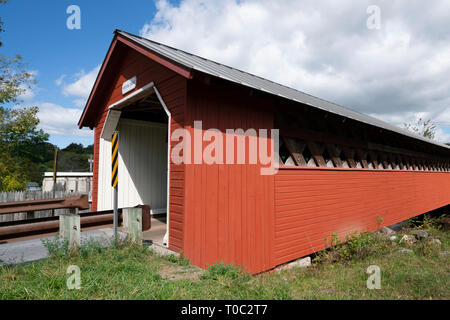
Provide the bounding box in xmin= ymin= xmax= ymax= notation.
xmin=1 ymin=0 xmax=165 ymax=147
xmin=2 ymin=0 xmax=450 ymax=147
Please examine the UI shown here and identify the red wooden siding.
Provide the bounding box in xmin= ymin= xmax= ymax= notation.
xmin=91 ymin=46 xmax=186 ymax=252
xmin=183 ymin=80 xmax=275 ymax=274
xmin=86 ymin=37 xmax=450 ymax=276
xmin=274 ymin=167 xmax=450 ymax=266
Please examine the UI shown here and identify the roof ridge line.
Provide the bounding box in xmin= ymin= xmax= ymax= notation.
xmin=115 ymin=30 xmax=450 ymax=150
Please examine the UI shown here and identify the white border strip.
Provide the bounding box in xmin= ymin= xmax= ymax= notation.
xmin=97 ymin=80 xmax=171 ymax=248
xmin=154 ymin=86 xmax=171 ymax=248
xmin=100 ymin=82 xmax=156 ymax=141
xmin=108 ymin=82 xmax=155 ymax=110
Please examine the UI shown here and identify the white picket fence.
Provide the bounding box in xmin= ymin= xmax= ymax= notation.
xmin=0 ymin=191 xmax=92 ymax=223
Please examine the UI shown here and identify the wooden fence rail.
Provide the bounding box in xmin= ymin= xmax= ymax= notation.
xmin=0 ymin=191 xmax=92 ymax=223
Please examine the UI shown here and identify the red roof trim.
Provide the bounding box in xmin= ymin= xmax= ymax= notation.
xmin=78 ymin=33 xmax=193 ymax=128
xmin=116 ymin=34 xmax=193 ymax=80
xmin=78 ymin=36 xmax=119 ymax=128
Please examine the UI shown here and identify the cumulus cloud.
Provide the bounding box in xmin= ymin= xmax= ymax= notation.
xmin=435 ymin=128 xmax=450 ymax=144
xmin=18 ymin=83 xmax=35 ymax=101
xmin=18 ymin=70 xmax=39 ymax=101
xmin=36 ymin=102 xmax=93 ymax=138
xmin=62 ymin=65 xmax=100 ymax=107
xmin=55 ymin=74 xmax=66 ymax=87
xmin=140 ymin=0 xmax=450 ymax=142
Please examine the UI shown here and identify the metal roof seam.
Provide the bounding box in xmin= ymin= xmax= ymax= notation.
xmin=114 ymin=30 xmax=450 ymax=151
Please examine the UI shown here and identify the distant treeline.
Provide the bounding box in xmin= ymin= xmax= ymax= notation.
xmin=53 ymin=143 xmax=93 ymax=173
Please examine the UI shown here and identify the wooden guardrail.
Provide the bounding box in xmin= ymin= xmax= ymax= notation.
xmin=0 ymin=204 xmax=151 ymax=241
xmin=0 ymin=191 xmax=92 ymax=223
xmin=0 ymin=195 xmax=89 ymax=215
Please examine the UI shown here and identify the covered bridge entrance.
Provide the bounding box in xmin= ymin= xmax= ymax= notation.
xmin=78 ymin=30 xmax=450 ymax=273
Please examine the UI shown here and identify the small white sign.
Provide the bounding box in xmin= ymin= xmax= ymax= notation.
xmin=122 ymin=76 xmax=137 ymax=95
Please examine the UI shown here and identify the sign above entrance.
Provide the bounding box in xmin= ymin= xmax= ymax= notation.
xmin=122 ymin=76 xmax=137 ymax=95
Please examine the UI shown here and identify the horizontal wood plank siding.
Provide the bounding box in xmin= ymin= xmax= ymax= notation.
xmin=273 ymin=168 xmax=450 ymax=265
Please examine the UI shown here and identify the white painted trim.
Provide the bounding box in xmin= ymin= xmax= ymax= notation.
xmin=100 ymin=82 xmax=155 ymax=141
xmin=101 ymin=110 xmax=122 ymax=141
xmin=96 ymin=80 xmax=171 ymax=248
xmin=108 ymin=82 xmax=155 ymax=110
xmin=97 ymin=137 xmax=112 ymax=211
xmin=154 ymin=86 xmax=171 ymax=248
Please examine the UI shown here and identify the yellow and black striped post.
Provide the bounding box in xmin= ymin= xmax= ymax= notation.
xmin=111 ymin=132 xmax=119 ymax=188
xmin=112 ymin=132 xmax=119 ymax=238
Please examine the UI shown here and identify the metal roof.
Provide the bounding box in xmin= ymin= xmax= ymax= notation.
xmin=116 ymin=30 xmax=450 ymax=151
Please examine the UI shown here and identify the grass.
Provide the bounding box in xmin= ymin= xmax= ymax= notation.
xmin=0 ymin=216 xmax=449 ymax=300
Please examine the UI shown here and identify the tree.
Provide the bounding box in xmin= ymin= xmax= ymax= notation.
xmin=403 ymin=118 xmax=436 ymax=140
xmin=0 ymin=106 xmax=48 ymax=154
xmin=0 ymin=54 xmax=36 ymax=104
xmin=63 ymin=143 xmax=84 ymax=154
xmin=0 ymin=107 xmax=49 ymax=190
xmin=54 ymin=143 xmax=94 ymax=172
xmin=0 ymin=1 xmax=49 ymax=191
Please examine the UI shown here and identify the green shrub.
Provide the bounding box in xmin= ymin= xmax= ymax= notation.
xmin=79 ymin=238 xmax=104 ymax=258
xmin=201 ymin=262 xmax=248 ymax=281
xmin=315 ymin=231 xmax=390 ymax=265
xmin=163 ymin=251 xmax=191 ymax=266
xmin=41 ymin=237 xmax=69 ymax=257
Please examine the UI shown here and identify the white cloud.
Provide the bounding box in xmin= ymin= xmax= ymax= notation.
xmin=72 ymin=98 xmax=86 ymax=108
xmin=140 ymin=0 xmax=450 ymax=142
xmin=62 ymin=65 xmax=100 ymax=107
xmin=36 ymin=102 xmax=93 ymax=138
xmin=435 ymin=128 xmax=450 ymax=144
xmin=18 ymin=83 xmax=35 ymax=101
xmin=11 ymin=67 xmax=94 ymax=144
xmin=55 ymin=74 xmax=66 ymax=86
xmin=18 ymin=70 xmax=39 ymax=101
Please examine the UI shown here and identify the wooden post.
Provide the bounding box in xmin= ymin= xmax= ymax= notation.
xmin=282 ymin=137 xmax=307 ymax=166
xmin=308 ymin=142 xmax=326 ymax=167
xmin=59 ymin=209 xmax=80 ymax=249
xmin=356 ymin=149 xmax=369 ymax=168
xmin=326 ymin=144 xmax=343 ymax=168
xmin=342 ymin=147 xmax=357 ymax=168
xmin=122 ymin=207 xmax=142 ymax=245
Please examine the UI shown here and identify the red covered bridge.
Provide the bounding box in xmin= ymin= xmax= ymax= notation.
xmin=78 ymin=30 xmax=450 ymax=274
